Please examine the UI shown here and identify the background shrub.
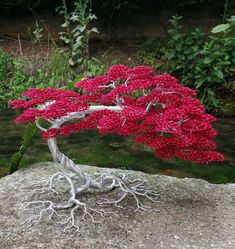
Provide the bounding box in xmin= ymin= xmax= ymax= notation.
xmin=140 ymin=15 xmax=235 ymax=113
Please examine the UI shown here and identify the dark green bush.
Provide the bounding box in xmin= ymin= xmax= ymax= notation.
xmin=0 ymin=48 xmax=12 ymax=82
xmin=164 ymin=15 xmax=235 ymax=111
xmin=140 ymin=16 xmax=235 ymax=113
xmin=0 ymin=48 xmax=14 ymax=107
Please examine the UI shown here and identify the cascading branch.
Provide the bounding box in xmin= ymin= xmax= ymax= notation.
xmin=10 ymin=65 xmax=224 ymax=231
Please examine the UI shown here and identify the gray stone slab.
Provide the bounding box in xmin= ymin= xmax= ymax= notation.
xmin=0 ymin=162 xmax=234 ymax=249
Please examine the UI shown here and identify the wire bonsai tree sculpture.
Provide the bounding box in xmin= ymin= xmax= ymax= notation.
xmin=10 ymin=64 xmax=224 ymax=230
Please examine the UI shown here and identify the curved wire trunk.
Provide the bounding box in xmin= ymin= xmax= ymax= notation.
xmin=47 ymin=138 xmax=118 ymax=193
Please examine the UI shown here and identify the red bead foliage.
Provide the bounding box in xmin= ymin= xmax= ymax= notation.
xmin=10 ymin=64 xmax=224 ymax=163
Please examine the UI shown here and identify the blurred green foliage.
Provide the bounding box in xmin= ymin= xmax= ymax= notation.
xmin=140 ymin=16 xmax=235 ymax=114
xmin=0 ymin=47 xmax=76 ymax=108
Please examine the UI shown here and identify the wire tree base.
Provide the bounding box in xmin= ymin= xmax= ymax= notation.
xmin=21 ymin=167 xmax=160 ymax=233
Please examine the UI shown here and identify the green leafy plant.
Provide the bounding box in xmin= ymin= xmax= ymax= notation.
xmin=0 ymin=54 xmax=29 ymax=108
xmin=194 ymin=16 xmax=234 ymax=109
xmin=9 ymin=122 xmax=38 ymax=173
xmin=164 ymin=15 xmax=235 ymax=112
xmin=32 ymin=20 xmax=44 ymax=43
xmin=57 ymin=0 xmax=99 ymax=66
xmin=0 ymin=47 xmax=12 ymax=82
xmin=0 ymin=46 xmax=79 ymax=108
xmin=0 ymin=48 xmax=13 ymax=107
xmin=79 ymin=57 xmax=107 ymax=77
xmin=139 ymin=15 xmax=235 ymax=113
xmin=164 ymin=16 xmax=205 ymax=79
xmin=139 ymin=37 xmax=167 ymax=70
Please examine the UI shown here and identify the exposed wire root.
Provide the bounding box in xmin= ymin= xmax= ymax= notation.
xmin=21 ymin=128 xmax=160 ymax=233
xmin=21 ymin=170 xmax=161 ymax=232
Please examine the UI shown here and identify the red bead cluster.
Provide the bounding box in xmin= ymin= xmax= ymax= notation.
xmin=9 ymin=88 xmax=87 ymax=121
xmin=10 ymin=64 xmax=224 ymax=163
